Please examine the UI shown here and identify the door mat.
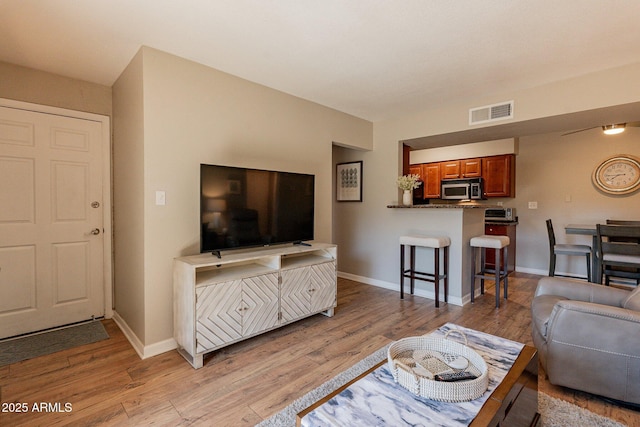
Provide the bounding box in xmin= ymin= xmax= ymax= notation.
xmin=0 ymin=321 xmax=109 ymax=367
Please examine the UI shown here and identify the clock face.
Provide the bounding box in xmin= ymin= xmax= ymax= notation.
xmin=592 ymin=155 xmax=640 ymax=195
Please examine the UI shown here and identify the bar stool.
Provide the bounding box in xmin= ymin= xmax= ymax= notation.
xmin=400 ymin=235 xmax=450 ymax=307
xmin=470 ymin=235 xmax=510 ymax=308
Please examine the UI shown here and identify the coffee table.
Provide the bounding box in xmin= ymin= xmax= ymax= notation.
xmin=296 ymin=324 xmax=539 ymax=427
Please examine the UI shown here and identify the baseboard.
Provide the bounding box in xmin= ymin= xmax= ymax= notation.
xmin=111 ymin=311 xmax=144 ymax=359
xmin=337 ymin=271 xmax=464 ymax=306
xmin=111 ymin=311 xmax=177 ymax=360
xmin=514 ymin=266 xmax=548 ymax=276
xmin=144 ymin=337 xmax=177 ymax=359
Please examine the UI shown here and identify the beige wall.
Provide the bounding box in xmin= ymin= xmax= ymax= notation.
xmin=334 ymin=62 xmax=640 ymax=289
xmin=112 ymin=50 xmax=146 ymax=342
xmin=0 ymin=61 xmax=112 ymax=116
xmin=377 ymin=62 xmax=640 ymax=143
xmin=113 ymin=47 xmax=372 ymax=351
xmin=514 ymin=129 xmax=640 ymax=276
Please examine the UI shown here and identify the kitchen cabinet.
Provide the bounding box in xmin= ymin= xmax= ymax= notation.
xmin=482 ymin=154 xmax=515 ymax=198
xmin=409 ymin=164 xmax=422 ymax=177
xmin=410 ymin=153 xmax=515 ymax=200
xmin=440 ymin=160 xmax=461 ymax=180
xmin=461 ymin=158 xmax=482 ymax=177
xmin=440 ymin=158 xmax=481 ymax=180
xmin=485 ymin=223 xmax=516 ymax=273
xmin=422 ymin=163 xmax=441 ymax=198
xmin=409 ymin=164 xmax=426 ymax=201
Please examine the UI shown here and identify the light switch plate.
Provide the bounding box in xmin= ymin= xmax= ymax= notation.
xmin=528 ymin=201 xmax=538 ymax=209
xmin=156 ymin=191 xmax=166 ymax=206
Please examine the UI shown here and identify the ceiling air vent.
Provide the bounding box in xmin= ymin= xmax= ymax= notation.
xmin=469 ymin=101 xmax=514 ymax=125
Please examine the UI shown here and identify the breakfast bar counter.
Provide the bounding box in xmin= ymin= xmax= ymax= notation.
xmin=386 ymin=204 xmax=490 ymax=209
xmin=387 ymin=204 xmax=494 ymax=306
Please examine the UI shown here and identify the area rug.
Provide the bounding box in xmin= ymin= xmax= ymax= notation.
xmin=0 ymin=321 xmax=109 ymax=366
xmin=538 ymin=393 xmax=625 ymax=427
xmin=257 ymin=343 xmax=625 ymax=427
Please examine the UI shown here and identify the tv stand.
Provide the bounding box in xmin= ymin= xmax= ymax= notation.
xmin=211 ymin=250 xmax=222 ymax=259
xmin=173 ymin=243 xmax=337 ymax=368
xmin=294 ymin=240 xmax=312 ymax=246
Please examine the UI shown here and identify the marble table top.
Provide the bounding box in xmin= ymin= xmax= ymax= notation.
xmin=300 ymin=323 xmax=525 ymax=426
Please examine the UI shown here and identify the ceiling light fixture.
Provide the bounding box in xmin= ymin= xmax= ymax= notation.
xmin=602 ymin=123 xmax=626 ymax=135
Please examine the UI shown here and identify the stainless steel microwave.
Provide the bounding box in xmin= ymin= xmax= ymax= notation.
xmin=441 ymin=178 xmax=484 ymax=200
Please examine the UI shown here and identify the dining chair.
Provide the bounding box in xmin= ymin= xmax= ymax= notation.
xmin=546 ymin=219 xmax=591 ymax=281
xmin=597 ymin=224 xmax=640 ymax=286
xmin=606 ymin=219 xmax=640 ymax=243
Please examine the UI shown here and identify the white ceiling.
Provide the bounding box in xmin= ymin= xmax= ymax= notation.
xmin=2 ymin=0 xmax=640 ymax=122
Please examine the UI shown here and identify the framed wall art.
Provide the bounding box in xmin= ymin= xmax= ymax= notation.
xmin=336 ymin=161 xmax=363 ymax=202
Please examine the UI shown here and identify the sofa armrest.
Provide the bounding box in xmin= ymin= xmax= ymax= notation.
xmin=551 ymin=300 xmax=640 ymax=325
xmin=545 ymin=300 xmax=640 ymax=403
xmin=534 ymin=277 xmax=629 ymax=307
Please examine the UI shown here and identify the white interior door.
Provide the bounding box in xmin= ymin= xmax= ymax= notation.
xmin=0 ymin=105 xmax=106 ymax=338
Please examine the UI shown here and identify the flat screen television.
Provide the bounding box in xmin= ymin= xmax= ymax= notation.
xmin=200 ymin=164 xmax=315 ymax=254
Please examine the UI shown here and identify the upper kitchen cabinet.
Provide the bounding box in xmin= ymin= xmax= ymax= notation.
xmin=422 ymin=163 xmax=441 ymax=198
xmin=482 ymin=154 xmax=515 ymax=198
xmin=408 ymin=164 xmax=425 ymax=200
xmin=440 ymin=158 xmax=482 ymax=180
xmin=440 ymin=160 xmax=460 ymax=180
xmin=461 ymin=158 xmax=482 ymax=178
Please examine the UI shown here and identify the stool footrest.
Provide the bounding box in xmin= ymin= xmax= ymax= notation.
xmin=475 ymin=267 xmax=509 ymax=277
xmin=402 ymin=269 xmax=448 ymax=282
xmin=472 ymin=271 xmax=509 ymax=281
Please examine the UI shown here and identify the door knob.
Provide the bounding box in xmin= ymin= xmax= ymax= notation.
xmin=90 ymin=228 xmax=101 ymax=235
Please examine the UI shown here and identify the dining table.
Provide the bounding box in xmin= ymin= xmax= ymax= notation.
xmin=564 ymin=224 xmax=599 ymax=282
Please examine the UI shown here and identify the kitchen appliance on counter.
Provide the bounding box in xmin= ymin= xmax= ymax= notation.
xmin=441 ymin=177 xmax=484 ymax=200
xmin=485 ymin=207 xmax=517 ymax=222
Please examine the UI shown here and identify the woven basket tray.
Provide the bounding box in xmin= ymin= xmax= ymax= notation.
xmin=387 ymin=330 xmax=488 ymax=402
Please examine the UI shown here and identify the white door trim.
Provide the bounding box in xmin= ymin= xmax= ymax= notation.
xmin=0 ymin=97 xmax=113 ymax=320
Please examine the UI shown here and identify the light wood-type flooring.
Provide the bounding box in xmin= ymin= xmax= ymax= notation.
xmin=1 ymin=273 xmax=638 ymax=426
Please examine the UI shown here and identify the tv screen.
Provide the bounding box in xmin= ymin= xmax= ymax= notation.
xmin=200 ymin=164 xmax=315 ymax=253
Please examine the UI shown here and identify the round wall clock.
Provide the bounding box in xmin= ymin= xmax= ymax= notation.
xmin=592 ymin=154 xmax=640 ymax=195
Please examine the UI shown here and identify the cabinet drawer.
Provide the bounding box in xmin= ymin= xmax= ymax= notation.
xmin=486 ymin=225 xmax=508 ymax=235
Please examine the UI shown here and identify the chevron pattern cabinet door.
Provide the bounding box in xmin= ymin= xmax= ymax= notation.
xmin=280 ymin=267 xmax=311 ymax=322
xmin=242 ymin=273 xmax=279 ymax=336
xmin=310 ymin=262 xmax=337 ymax=313
xmin=196 ymin=279 xmax=243 ymax=352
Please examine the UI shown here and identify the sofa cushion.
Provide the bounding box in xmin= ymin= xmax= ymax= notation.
xmin=531 ymin=294 xmax=569 ymax=339
xmin=622 ymin=286 xmax=640 ymax=311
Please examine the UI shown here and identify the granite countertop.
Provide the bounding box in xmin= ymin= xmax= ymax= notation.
xmin=485 ymin=220 xmax=519 ymax=225
xmin=387 ymin=204 xmax=499 ymax=209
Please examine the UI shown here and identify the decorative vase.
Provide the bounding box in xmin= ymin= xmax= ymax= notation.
xmin=402 ymin=190 xmax=412 ymax=206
